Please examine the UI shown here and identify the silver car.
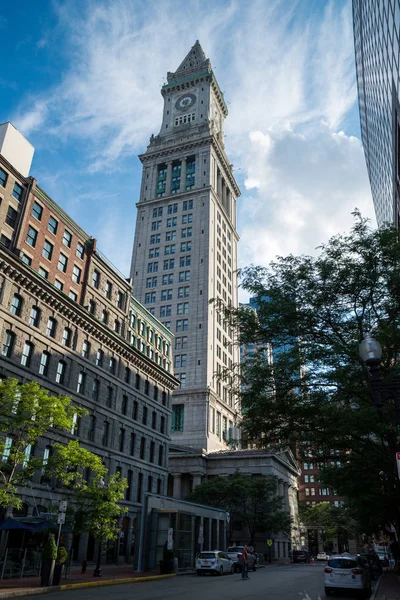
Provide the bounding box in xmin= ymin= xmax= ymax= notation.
xmin=196 ymin=550 xmax=234 ymax=576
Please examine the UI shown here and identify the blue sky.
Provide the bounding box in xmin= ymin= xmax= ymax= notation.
xmin=0 ymin=0 xmax=375 ymax=297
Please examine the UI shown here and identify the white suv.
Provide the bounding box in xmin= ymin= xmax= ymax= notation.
xmin=196 ymin=551 xmax=234 ymax=576
xmin=324 ymin=554 xmax=371 ymax=597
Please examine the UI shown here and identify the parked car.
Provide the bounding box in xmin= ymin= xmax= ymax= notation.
xmin=226 ymin=546 xmax=257 ymax=572
xmin=293 ymin=550 xmax=311 ymax=563
xmin=317 ymin=551 xmax=329 ymax=561
xmin=196 ymin=551 xmax=233 ymax=576
xmin=359 ymin=553 xmax=383 ymax=580
xmin=324 ymin=554 xmax=371 ymax=597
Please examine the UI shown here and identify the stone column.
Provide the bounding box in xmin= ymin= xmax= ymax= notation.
xmin=172 ymin=473 xmax=182 ymax=499
xmin=283 ymin=483 xmax=290 ymax=513
xmin=166 ymin=162 xmax=173 ymax=196
xmin=180 ymin=158 xmax=187 ymax=193
xmin=192 ymin=473 xmax=202 ymax=490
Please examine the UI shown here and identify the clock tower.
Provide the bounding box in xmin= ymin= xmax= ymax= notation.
xmin=130 ymin=41 xmax=240 ymax=452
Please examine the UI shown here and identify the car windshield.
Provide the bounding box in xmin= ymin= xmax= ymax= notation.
xmin=328 ymin=559 xmax=358 ymax=569
xmin=198 ymin=553 xmax=216 ymax=559
xmin=228 ymin=547 xmax=243 ymax=552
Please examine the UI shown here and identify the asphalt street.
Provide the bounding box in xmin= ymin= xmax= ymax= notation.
xmin=18 ymin=562 xmax=376 ymax=600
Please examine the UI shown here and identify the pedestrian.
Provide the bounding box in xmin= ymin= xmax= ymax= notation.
xmin=241 ymin=545 xmax=249 ymax=580
xmin=81 ymin=557 xmax=87 ymax=574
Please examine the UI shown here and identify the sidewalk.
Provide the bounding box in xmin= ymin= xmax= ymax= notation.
xmin=0 ymin=563 xmax=175 ymax=598
xmin=374 ymin=572 xmax=400 ymax=599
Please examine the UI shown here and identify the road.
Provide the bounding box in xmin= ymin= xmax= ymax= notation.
xmin=19 ymin=562 xmax=375 ymax=600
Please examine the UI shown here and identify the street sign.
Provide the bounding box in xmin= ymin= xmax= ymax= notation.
xmin=57 ymin=512 xmax=66 ymax=525
xmin=396 ymin=452 xmax=400 ymax=479
xmin=59 ymin=500 xmax=68 ymax=512
xmin=167 ymin=527 xmax=173 ymax=550
xmin=226 ymin=512 xmax=230 ymax=524
xmin=267 ymin=539 xmax=273 ymax=547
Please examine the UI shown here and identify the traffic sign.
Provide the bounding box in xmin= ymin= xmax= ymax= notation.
xmin=59 ymin=500 xmax=68 ymax=512
xmin=57 ymin=512 xmax=66 ymax=525
xmin=267 ymin=539 xmax=273 ymax=547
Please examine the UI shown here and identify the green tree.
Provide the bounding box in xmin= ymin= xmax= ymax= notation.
xmin=218 ymin=214 xmax=400 ymax=537
xmin=0 ymin=378 xmax=105 ymax=510
xmin=299 ymin=502 xmax=357 ymax=548
xmin=186 ymin=472 xmax=291 ymax=545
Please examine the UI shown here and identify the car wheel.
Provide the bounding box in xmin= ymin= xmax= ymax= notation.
xmin=197 ymin=570 xmax=202 ymax=576
xmin=230 ymin=565 xmax=234 ymax=575
xmin=324 ymin=587 xmax=334 ymax=596
xmin=219 ymin=566 xmax=223 ymax=576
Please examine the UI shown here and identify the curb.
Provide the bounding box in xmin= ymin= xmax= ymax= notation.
xmin=370 ymin=575 xmax=382 ymax=600
xmin=0 ymin=573 xmax=176 ymax=598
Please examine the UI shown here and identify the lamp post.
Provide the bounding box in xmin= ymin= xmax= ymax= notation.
xmin=93 ymin=478 xmax=105 ymax=577
xmin=359 ymin=332 xmax=400 ymax=418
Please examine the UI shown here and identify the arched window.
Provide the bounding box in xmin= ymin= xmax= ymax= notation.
xmin=21 ymin=341 xmax=34 ymax=367
xmin=62 ymin=328 xmax=72 ymax=347
xmin=2 ymin=330 xmax=15 ymax=358
xmin=96 ymin=348 xmax=104 ymax=367
xmin=56 ymin=360 xmax=66 ymax=384
xmin=82 ymin=340 xmax=90 ymax=359
xmin=10 ymin=294 xmax=22 ymax=316
xmin=39 ymin=351 xmax=50 ymax=376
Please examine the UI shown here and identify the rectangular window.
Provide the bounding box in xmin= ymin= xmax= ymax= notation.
xmin=174 ymin=354 xmax=187 ymax=368
xmin=182 ymin=199 xmax=193 ymax=211
xmin=69 ymin=290 xmax=78 ymax=302
xmin=165 ymin=230 xmax=176 ymax=241
xmin=167 ymin=217 xmax=177 ymax=227
xmin=170 ymin=163 xmax=181 ymax=193
xmin=2 ymin=330 xmax=14 ymax=357
xmin=47 ymin=216 xmax=58 ymax=234
xmin=39 ymin=351 xmax=50 ymax=376
xmin=156 ymin=164 xmax=167 ymax=197
xmin=92 ymin=270 xmax=100 ymax=288
xmin=32 ymin=201 xmax=43 ymax=221
xmin=21 ymin=253 xmax=32 ymax=266
xmin=0 ymin=167 xmax=7 ymax=187
xmin=55 ymin=361 xmax=66 ymax=384
xmin=58 ymin=253 xmax=68 ymax=272
xmin=171 ymin=404 xmax=184 ymax=432
xmin=46 ymin=317 xmax=56 ymax=337
xmin=162 ymin=274 xmax=173 ymax=285
xmin=167 ymin=203 xmax=178 ymax=214
xmin=182 ymin=214 xmax=193 ymax=224
xmin=55 ymin=279 xmax=63 ymax=291
xmin=5 ymin=206 xmax=18 ymax=229
xmin=72 ymin=265 xmax=82 ymax=284
xmin=76 ymin=242 xmax=85 ymax=259
xmin=216 ymin=412 xmax=221 ymax=438
xmin=140 ymin=437 xmax=146 ymax=459
xmin=26 ymin=226 xmax=38 ymax=247
xmin=105 ymin=280 xmax=112 ymax=299
xmin=177 ymin=302 xmax=189 ymax=315
xmin=179 ymin=256 xmax=191 ymax=267
xmin=63 ymin=229 xmax=72 ymax=247
xmin=21 ymin=341 xmax=33 ymax=367
xmin=42 ymin=240 xmax=53 ymax=261
xmin=12 ymin=182 xmax=23 ymax=201
xmin=38 ymin=267 xmax=48 ymax=279
xmin=161 ymin=289 xmax=172 ymax=301
xmin=176 ymin=318 xmax=188 ymax=332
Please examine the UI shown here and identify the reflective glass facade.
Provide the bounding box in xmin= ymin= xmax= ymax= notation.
xmin=353 ymin=0 xmax=400 ymax=226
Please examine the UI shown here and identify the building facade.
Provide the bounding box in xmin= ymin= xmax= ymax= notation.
xmin=0 ymin=128 xmax=178 ymax=563
xmin=130 ymin=41 xmax=241 ymax=452
xmin=353 ymin=0 xmax=400 ymax=226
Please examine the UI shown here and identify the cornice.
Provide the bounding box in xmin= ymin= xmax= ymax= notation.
xmin=0 ymin=250 xmax=179 ymax=390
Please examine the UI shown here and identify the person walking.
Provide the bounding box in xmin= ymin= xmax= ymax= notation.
xmin=241 ymin=545 xmax=249 ymax=580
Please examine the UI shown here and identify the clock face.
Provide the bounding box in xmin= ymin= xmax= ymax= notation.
xmin=175 ymin=93 xmax=196 ymax=111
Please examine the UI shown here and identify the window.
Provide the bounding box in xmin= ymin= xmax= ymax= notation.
xmin=10 ymin=293 xmax=22 ymax=316
xmin=38 ymin=267 xmax=48 ymax=279
xmin=177 ymin=286 xmax=189 ymax=298
xmin=177 ymin=302 xmax=189 ymax=315
xmin=175 ymin=336 xmax=188 ymax=350
xmin=2 ymin=437 xmax=12 ymax=461
xmin=160 ymin=305 xmax=172 ymax=318
xmin=160 ymin=415 xmax=166 ymax=434
xmin=55 ymin=360 xmax=66 ymax=384
xmin=76 ymin=242 xmax=85 ymax=259
xmin=121 ymin=394 xmax=128 ymax=415
xmin=92 ymin=379 xmax=99 ymax=400
xmin=152 ymin=207 xmax=163 ymax=218
xmin=105 ymin=281 xmax=112 ymax=299
xmin=118 ymin=428 xmax=125 ymax=452
xmin=26 ymin=226 xmax=38 ymax=247
xmin=165 ymin=230 xmax=176 ymax=241
xmin=310 ymin=488 xmax=316 ymax=496
xmin=151 ymin=220 xmax=162 ymax=231
xmin=145 ymin=292 xmax=156 ymax=304
xmin=182 ymin=199 xmax=193 ymax=211
xmin=29 ymin=306 xmax=41 ymax=327
xmin=140 ymin=437 xmax=146 ymax=460
xmin=179 ymin=271 xmax=190 ymax=282
xmin=132 ymin=399 xmax=138 ymax=420
xmin=176 ymin=373 xmax=186 ymax=387
xmin=46 ymin=317 xmax=56 ymax=337
xmin=48 ymin=216 xmax=58 ymax=234
xmin=142 ymin=406 xmax=148 ymax=425
xmin=21 ymin=341 xmax=34 ymax=367
xmin=167 ymin=203 xmax=178 ymax=214
xmin=77 ymin=371 xmax=86 ymax=394
xmin=150 ymin=233 xmax=161 ymax=244
xmin=164 ymin=244 xmax=175 ymax=255
xmin=96 ymin=349 xmax=104 ymax=367
xmin=156 ymin=164 xmax=167 ymax=197
xmin=124 ymin=367 xmax=130 ymax=384
xmin=147 ymin=262 xmax=159 ymax=273
xmin=42 ymin=240 xmax=53 ymax=261
xmin=137 ymin=472 xmax=143 ymax=502
xmin=0 ymin=234 xmax=11 ymax=248
xmin=167 ymin=217 xmax=177 ymax=227
xmin=171 ymin=405 xmax=184 ymax=432
xmin=88 ymin=415 xmax=96 ymax=442
xmin=117 ymin=291 xmax=125 ymax=309
xmin=181 ymin=227 xmax=192 ymax=238
xmin=152 ymin=411 xmax=157 ymax=429
xmin=58 ymin=253 xmax=68 ymax=273
xmin=101 ymin=310 xmax=109 ymax=324
xmin=62 ymin=229 xmax=72 ymax=247
xmin=176 ymin=319 xmax=188 ymax=332
xmin=149 ymin=441 xmax=155 ymax=463
xmin=32 ymin=201 xmax=43 ymax=221
xmin=179 ymin=255 xmax=191 ymax=267
xmin=5 ymin=206 xmax=18 ymax=229
xmin=21 ymin=253 xmax=32 ymax=266
xmin=174 ymin=354 xmax=187 ymax=368
xmin=148 ymin=247 xmax=160 ymax=259
xmin=1 ymin=330 xmax=14 ymax=357
xmin=146 ymin=276 xmax=158 ymax=288
xmin=82 ymin=340 xmax=90 ymax=358
xmin=72 ymin=265 xmax=81 ymax=284
xmin=130 ymin=432 xmax=136 ymax=456
xmin=54 ymin=279 xmax=63 ymax=291
xmin=109 ymin=356 xmax=116 ymax=374
xmin=88 ymin=299 xmax=95 ymax=314
xmin=102 ymin=421 xmax=109 ymax=446
xmin=0 ymin=167 xmax=7 ymax=187
xmin=182 ymin=213 xmax=193 ymax=224
xmin=92 ymin=270 xmax=100 ymax=288
xmin=12 ymin=182 xmax=23 ymax=201
xmin=180 ymin=241 xmax=191 ymax=252
xmin=69 ymin=290 xmax=78 ymax=302
xmin=170 ymin=162 xmax=181 ymax=193
xmin=39 ymin=351 xmax=50 ymax=376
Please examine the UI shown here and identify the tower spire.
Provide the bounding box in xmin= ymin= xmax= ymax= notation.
xmin=175 ymin=40 xmax=208 ymax=75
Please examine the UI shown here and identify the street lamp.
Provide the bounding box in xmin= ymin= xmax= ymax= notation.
xmin=359 ymin=332 xmax=400 ymax=417
xmin=93 ymin=477 xmax=105 ymax=577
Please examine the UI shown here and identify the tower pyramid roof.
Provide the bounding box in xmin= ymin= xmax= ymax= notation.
xmin=175 ymin=40 xmax=208 ymax=74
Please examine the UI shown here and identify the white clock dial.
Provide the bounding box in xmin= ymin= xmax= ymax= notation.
xmin=175 ymin=93 xmax=196 ymax=111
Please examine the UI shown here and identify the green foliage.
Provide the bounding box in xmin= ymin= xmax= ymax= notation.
xmin=56 ymin=546 xmax=68 ymax=565
xmin=299 ymin=502 xmax=357 ymax=543
xmin=186 ymin=471 xmax=291 ymax=543
xmin=219 ymin=214 xmax=400 ymax=536
xmin=74 ymin=473 xmax=128 ymax=543
xmin=42 ymin=535 xmax=57 ymax=560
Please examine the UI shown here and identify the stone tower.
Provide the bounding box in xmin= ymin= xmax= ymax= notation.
xmin=130 ymin=41 xmax=240 ymax=452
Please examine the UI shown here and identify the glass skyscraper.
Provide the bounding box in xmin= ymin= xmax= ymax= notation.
xmin=353 ymin=0 xmax=400 ymax=226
